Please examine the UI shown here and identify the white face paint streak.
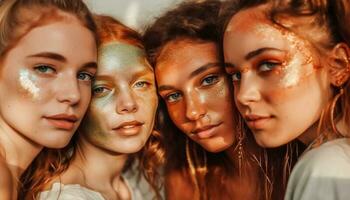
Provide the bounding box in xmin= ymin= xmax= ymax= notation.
xmin=19 ymin=69 xmax=40 ymax=99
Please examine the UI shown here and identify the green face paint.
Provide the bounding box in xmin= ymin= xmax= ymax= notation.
xmin=79 ymin=42 xmax=158 ymax=154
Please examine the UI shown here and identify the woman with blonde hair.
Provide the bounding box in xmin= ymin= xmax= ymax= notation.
xmin=0 ymin=0 xmax=97 ymax=199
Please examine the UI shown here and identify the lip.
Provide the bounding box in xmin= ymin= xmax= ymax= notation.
xmin=244 ymin=114 xmax=273 ymax=130
xmin=191 ymin=123 xmax=222 ymax=139
xmin=113 ymin=120 xmax=144 ymax=136
xmin=44 ymin=114 xmax=78 ymax=131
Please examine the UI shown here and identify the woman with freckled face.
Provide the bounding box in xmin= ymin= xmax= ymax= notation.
xmin=23 ymin=15 xmax=162 ymax=200
xmin=0 ymin=0 xmax=97 ymax=199
xmin=221 ymin=0 xmax=350 ymax=198
xmin=143 ymin=1 xmax=263 ymax=199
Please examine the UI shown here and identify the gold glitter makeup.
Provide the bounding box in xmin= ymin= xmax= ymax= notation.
xmin=19 ymin=69 xmax=40 ymax=100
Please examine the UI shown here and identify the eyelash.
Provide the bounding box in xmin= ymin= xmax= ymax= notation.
xmin=134 ymin=81 xmax=151 ymax=88
xmin=33 ymin=64 xmax=95 ymax=82
xmin=78 ymin=72 xmax=95 ymax=82
xmin=258 ymin=61 xmax=281 ymax=72
xmin=201 ymin=74 xmax=220 ymax=87
xmin=230 ymin=60 xmax=282 ymax=82
xmin=92 ymin=85 xmax=110 ymax=97
xmin=165 ymin=92 xmax=182 ymax=103
xmin=34 ymin=64 xmax=56 ymax=74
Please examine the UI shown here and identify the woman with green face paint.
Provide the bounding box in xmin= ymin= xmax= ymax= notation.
xmin=23 ymin=15 xmax=163 ymax=200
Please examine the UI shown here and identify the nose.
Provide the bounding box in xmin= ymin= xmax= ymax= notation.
xmin=235 ymin=73 xmax=261 ymax=106
xmin=116 ymin=88 xmax=138 ymax=114
xmin=56 ymin=75 xmax=81 ymax=106
xmin=185 ymin=90 xmax=206 ymax=121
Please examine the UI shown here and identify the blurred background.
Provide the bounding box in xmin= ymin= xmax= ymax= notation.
xmin=84 ymin=0 xmax=185 ymax=32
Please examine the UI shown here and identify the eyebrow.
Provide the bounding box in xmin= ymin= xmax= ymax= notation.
xmin=189 ymin=62 xmax=222 ymax=79
xmin=245 ymin=47 xmax=283 ymax=60
xmin=158 ymin=85 xmax=176 ymax=92
xmin=225 ymin=47 xmax=284 ymax=68
xmin=27 ymin=52 xmax=67 ymax=62
xmin=82 ymin=62 xmax=97 ymax=71
xmin=28 ymin=52 xmax=97 ymax=71
xmin=94 ymin=75 xmax=114 ymax=82
xmin=158 ymin=62 xmax=222 ymax=92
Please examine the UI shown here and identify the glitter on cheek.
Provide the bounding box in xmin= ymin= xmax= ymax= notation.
xmin=280 ymin=56 xmax=303 ymax=87
xmin=19 ymin=69 xmax=40 ymax=100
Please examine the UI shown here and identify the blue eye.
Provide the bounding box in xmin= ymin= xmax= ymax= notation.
xmin=92 ymin=86 xmax=110 ymax=96
xmin=34 ymin=65 xmax=55 ymax=74
xmin=134 ymin=81 xmax=149 ymax=88
xmin=259 ymin=62 xmax=279 ymax=72
xmin=166 ymin=92 xmax=182 ymax=103
xmin=201 ymin=75 xmax=219 ymax=86
xmin=231 ymin=72 xmax=241 ymax=81
xmin=78 ymin=72 xmax=94 ymax=81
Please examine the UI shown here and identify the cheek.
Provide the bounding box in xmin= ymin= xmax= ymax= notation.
xmin=18 ymin=69 xmax=41 ymax=100
xmin=205 ymin=82 xmax=233 ymax=112
xmin=166 ymin=103 xmax=185 ymax=126
xmin=78 ymin=83 xmax=93 ymax=108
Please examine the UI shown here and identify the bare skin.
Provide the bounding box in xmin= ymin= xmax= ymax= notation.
xmin=0 ymin=14 xmax=97 ymax=199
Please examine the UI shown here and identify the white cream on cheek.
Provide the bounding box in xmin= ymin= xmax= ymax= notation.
xmin=19 ymin=69 xmax=40 ymax=100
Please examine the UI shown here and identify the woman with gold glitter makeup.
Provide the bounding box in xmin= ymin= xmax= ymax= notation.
xmin=143 ymin=0 xmax=264 ymax=199
xmin=0 ymin=0 xmax=97 ymax=199
xmin=21 ymin=15 xmax=163 ymax=200
xmin=221 ymin=0 xmax=350 ymax=199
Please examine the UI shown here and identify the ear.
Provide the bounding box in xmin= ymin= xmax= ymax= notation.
xmin=328 ymin=43 xmax=350 ymax=87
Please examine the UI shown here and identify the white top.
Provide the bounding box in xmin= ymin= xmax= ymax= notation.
xmin=38 ymin=176 xmax=143 ymax=200
xmin=285 ymin=138 xmax=350 ymax=200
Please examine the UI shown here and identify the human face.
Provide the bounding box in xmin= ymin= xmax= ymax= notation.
xmin=0 ymin=16 xmax=97 ymax=148
xmin=156 ymin=39 xmax=235 ymax=153
xmin=80 ymin=42 xmax=157 ymax=154
xmin=223 ymin=5 xmax=332 ymax=148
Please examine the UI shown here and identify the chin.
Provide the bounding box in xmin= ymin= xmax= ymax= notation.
xmin=39 ymin=139 xmax=71 ymax=149
xmin=201 ymin=142 xmax=232 ymax=153
xmin=254 ymin=135 xmax=286 ymax=148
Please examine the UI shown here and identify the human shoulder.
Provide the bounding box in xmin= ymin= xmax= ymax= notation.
xmin=38 ymin=182 xmax=105 ymax=200
xmin=285 ymin=138 xmax=350 ymax=200
xmin=0 ymin=157 xmax=13 ymax=199
xmin=295 ymin=138 xmax=350 ymax=177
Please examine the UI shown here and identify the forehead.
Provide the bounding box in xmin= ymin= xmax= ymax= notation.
xmin=156 ymin=40 xmax=219 ymax=74
xmin=224 ymin=6 xmax=293 ymax=60
xmin=13 ymin=19 xmax=95 ymax=58
xmin=97 ymin=42 xmax=152 ymax=74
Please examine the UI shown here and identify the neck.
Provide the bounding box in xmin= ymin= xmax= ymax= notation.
xmin=298 ymin=117 xmax=347 ymax=145
xmin=72 ymin=136 xmax=128 ymax=190
xmin=0 ymin=117 xmax=42 ymax=178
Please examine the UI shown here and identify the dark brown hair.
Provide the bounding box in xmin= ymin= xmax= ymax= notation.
xmin=143 ymin=1 xmax=265 ymax=199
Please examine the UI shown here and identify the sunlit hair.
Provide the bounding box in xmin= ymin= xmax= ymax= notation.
xmin=0 ymin=0 xmax=96 ymax=58
xmin=220 ymin=0 xmax=350 ymax=198
xmin=143 ymin=1 xmax=267 ymax=199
